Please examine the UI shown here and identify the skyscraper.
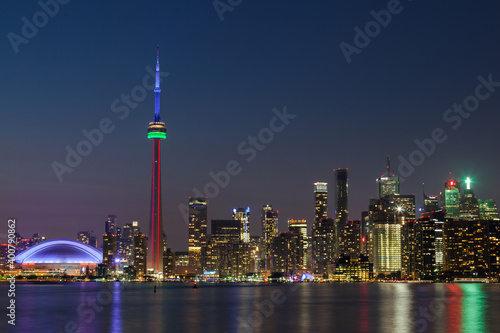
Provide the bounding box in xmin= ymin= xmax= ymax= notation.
xmin=460 ymin=177 xmax=480 ymax=220
xmin=106 ymin=215 xmax=117 ymax=234
xmin=423 ymin=193 xmax=439 ymax=213
xmin=103 ymin=232 xmax=117 ymax=271
xmin=188 ymin=197 xmax=208 ymax=270
xmin=338 ymin=220 xmax=361 ymax=258
xmin=207 ymin=220 xmax=249 ymax=277
xmin=134 ymin=232 xmax=148 ymax=277
xmin=147 ymin=46 xmax=167 ymax=275
xmin=288 ymin=219 xmax=308 ymax=268
xmin=368 ymin=196 xmax=403 ymax=275
xmin=77 ymin=231 xmax=91 ymax=244
xmin=394 ymin=194 xmax=416 ymax=220
xmin=444 ymin=179 xmax=460 ymax=219
xmin=314 ymin=182 xmax=328 ymax=223
xmin=479 ymin=199 xmax=500 ymax=220
xmin=376 ymin=156 xmax=400 ymax=198
xmin=262 ymin=205 xmax=278 ymax=273
xmin=334 ymin=168 xmax=349 ymax=228
xmin=312 ymin=217 xmax=335 ymax=277
xmin=233 ymin=207 xmax=250 ymax=243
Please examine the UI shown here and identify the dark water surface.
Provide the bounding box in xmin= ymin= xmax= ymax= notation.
xmin=2 ymin=282 xmax=500 ymax=333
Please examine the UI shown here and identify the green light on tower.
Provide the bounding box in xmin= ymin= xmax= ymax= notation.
xmin=466 ymin=177 xmax=471 ymax=190
xmin=148 ymin=132 xmax=166 ymax=139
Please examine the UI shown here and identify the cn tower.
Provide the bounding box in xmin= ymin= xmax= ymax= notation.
xmin=147 ymin=45 xmax=167 ymax=275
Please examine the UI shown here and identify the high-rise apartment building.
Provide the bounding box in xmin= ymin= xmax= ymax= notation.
xmin=314 ymin=182 xmax=328 ymax=223
xmin=188 ymin=197 xmax=208 ymax=270
xmin=334 ymin=169 xmax=349 ymax=228
xmin=262 ymin=205 xmax=278 ymax=272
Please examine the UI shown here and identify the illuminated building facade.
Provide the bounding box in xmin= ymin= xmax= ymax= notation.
xmin=368 ymin=194 xmax=405 ymax=275
xmin=314 ymin=182 xmax=328 ymax=223
xmin=272 ymin=231 xmax=303 ymax=275
xmin=77 ymin=231 xmax=96 ymax=248
xmin=16 ymin=239 xmax=103 ymax=276
xmin=102 ymin=232 xmax=117 ymax=271
xmin=105 ymin=215 xmax=117 ymax=234
xmin=262 ymin=205 xmax=278 ymax=273
xmin=402 ymin=216 xmax=438 ymax=280
xmin=490 ymin=221 xmax=500 ymax=278
xmin=147 ymin=46 xmax=167 ymax=275
xmin=206 ymin=220 xmax=251 ymax=278
xmin=479 ymin=199 xmax=500 ymax=220
xmin=288 ymin=219 xmax=308 ymax=268
xmin=444 ymin=179 xmax=461 ymax=219
xmin=372 ymin=222 xmax=401 ymax=274
xmin=133 ymin=232 xmax=148 ymax=277
xmin=376 ymin=156 xmax=400 ymax=198
xmin=332 ymin=255 xmax=373 ymax=282
xmin=338 ymin=220 xmax=361 ymax=258
xmin=188 ymin=197 xmax=208 ymax=270
xmin=423 ymin=194 xmax=440 ymax=213
xmin=444 ymin=220 xmax=489 ymax=277
xmin=393 ymin=194 xmax=416 ymax=220
xmin=312 ymin=217 xmax=335 ymax=277
xmin=233 ymin=207 xmax=251 ymax=243
xmin=460 ymin=177 xmax=480 ymax=220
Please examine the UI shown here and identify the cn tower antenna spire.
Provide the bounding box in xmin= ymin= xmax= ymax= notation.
xmin=154 ymin=45 xmax=161 ymax=122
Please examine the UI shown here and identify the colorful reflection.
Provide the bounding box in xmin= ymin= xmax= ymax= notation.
xmin=461 ymin=284 xmax=486 ymax=332
xmin=446 ymin=284 xmax=463 ymax=332
xmin=110 ymin=283 xmax=122 ymax=333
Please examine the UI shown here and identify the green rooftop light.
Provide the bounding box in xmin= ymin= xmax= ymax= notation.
xmin=148 ymin=132 xmax=166 ymax=139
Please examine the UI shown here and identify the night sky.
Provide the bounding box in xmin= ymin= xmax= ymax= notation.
xmin=2 ymin=1 xmax=500 ymax=251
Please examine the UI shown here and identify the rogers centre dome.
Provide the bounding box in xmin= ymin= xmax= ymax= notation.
xmin=16 ymin=239 xmax=102 ymax=264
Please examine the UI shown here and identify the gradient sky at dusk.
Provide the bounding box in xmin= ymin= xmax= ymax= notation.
xmin=2 ymin=1 xmax=500 ymax=251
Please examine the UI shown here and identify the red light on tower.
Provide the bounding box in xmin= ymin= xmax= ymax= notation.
xmin=362 ymin=237 xmax=366 ymax=243
xmin=450 ymin=181 xmax=455 ymax=186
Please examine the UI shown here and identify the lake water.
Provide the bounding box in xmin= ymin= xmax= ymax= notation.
xmin=2 ymin=282 xmax=500 ymax=333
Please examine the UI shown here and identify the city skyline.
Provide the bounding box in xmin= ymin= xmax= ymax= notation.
xmin=9 ymin=169 xmax=498 ymax=252
xmin=2 ymin=1 xmax=500 ymax=252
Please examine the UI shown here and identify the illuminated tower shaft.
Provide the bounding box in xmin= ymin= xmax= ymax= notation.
xmin=147 ymin=46 xmax=167 ymax=274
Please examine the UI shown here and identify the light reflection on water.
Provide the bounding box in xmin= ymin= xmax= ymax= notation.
xmin=3 ymin=282 xmax=500 ymax=333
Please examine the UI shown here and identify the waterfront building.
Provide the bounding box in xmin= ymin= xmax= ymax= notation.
xmin=133 ymin=232 xmax=148 ymax=277
xmin=262 ymin=205 xmax=278 ymax=273
xmin=312 ymin=218 xmax=335 ymax=277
